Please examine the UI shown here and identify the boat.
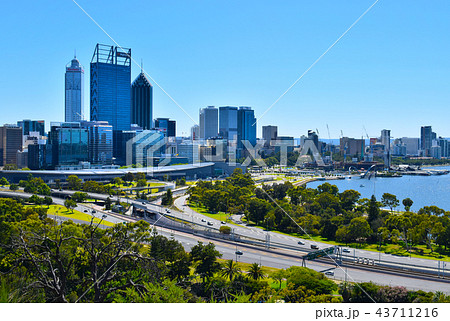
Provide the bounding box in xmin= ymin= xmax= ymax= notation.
xmin=360 ymin=184 xmax=365 ymax=187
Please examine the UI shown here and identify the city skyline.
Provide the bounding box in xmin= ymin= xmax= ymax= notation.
xmin=1 ymin=1 xmax=450 ymax=138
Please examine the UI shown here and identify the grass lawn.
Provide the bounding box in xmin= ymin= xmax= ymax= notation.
xmin=187 ymin=202 xmax=242 ymax=227
xmin=31 ymin=204 xmax=115 ymax=227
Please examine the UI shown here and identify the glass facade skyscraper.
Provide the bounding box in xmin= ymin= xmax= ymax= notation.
xmin=80 ymin=121 xmax=113 ymax=165
xmin=131 ymin=72 xmax=153 ymax=130
xmin=199 ymin=106 xmax=218 ymax=139
xmin=219 ymin=106 xmax=238 ymax=141
xmin=90 ymin=44 xmax=131 ymax=131
xmin=17 ymin=119 xmax=45 ymax=136
xmin=155 ymin=118 xmax=176 ymax=137
xmin=65 ymin=57 xmax=84 ymax=122
xmin=49 ymin=122 xmax=89 ymax=166
xmin=237 ymin=107 xmax=257 ymax=158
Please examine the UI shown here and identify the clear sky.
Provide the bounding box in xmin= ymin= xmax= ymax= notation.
xmin=1 ymin=0 xmax=449 ymax=139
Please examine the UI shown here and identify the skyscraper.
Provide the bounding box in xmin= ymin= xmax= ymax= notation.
xmin=191 ymin=125 xmax=200 ymax=140
xmin=155 ymin=118 xmax=176 ymax=137
xmin=237 ymin=107 xmax=257 ymax=157
xmin=199 ymin=106 xmax=218 ymax=139
xmin=17 ymin=120 xmax=45 ymax=136
xmin=65 ymin=56 xmax=84 ymax=122
xmin=262 ymin=125 xmax=277 ymax=147
xmin=49 ymin=122 xmax=89 ymax=167
xmin=421 ymin=126 xmax=433 ymax=157
xmin=131 ymin=71 xmax=153 ymax=130
xmin=90 ymin=44 xmax=131 ymax=131
xmin=219 ymin=106 xmax=238 ymax=141
xmin=80 ymin=121 xmax=113 ymax=165
xmin=0 ymin=125 xmax=23 ymax=166
xmin=381 ymin=129 xmax=391 ymax=152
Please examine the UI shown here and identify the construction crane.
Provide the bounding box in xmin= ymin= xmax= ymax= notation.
xmin=363 ymin=126 xmax=373 ymax=162
xmin=326 ymin=124 xmax=333 ymax=165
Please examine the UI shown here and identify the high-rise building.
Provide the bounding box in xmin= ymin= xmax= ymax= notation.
xmin=17 ymin=120 xmax=45 ymax=137
xmin=199 ymin=106 xmax=218 ymax=139
xmin=49 ymin=122 xmax=89 ymax=167
xmin=80 ymin=121 xmax=113 ymax=165
xmin=90 ymin=44 xmax=131 ymax=131
xmin=65 ymin=56 xmax=84 ymax=122
xmin=307 ymin=130 xmax=319 ymax=150
xmin=219 ymin=106 xmax=238 ymax=141
xmin=191 ymin=125 xmax=200 ymax=140
xmin=340 ymin=137 xmax=365 ymax=159
xmin=421 ymin=126 xmax=433 ymax=157
xmin=381 ymin=129 xmax=391 ymax=152
xmin=131 ymin=71 xmax=153 ymax=130
xmin=155 ymin=118 xmax=176 ymax=137
xmin=0 ymin=125 xmax=23 ymax=167
xmin=262 ymin=125 xmax=277 ymax=147
xmin=237 ymin=107 xmax=257 ymax=157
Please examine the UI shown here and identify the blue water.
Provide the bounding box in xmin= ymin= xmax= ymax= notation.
xmin=307 ymin=166 xmax=450 ymax=211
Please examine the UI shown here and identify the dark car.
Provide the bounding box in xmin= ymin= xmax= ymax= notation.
xmin=310 ymin=244 xmax=319 ymax=250
xmin=235 ymin=250 xmax=243 ymax=255
xmin=343 ymin=248 xmax=351 ymax=253
xmin=207 ymin=221 xmax=213 ymax=226
xmin=92 ymin=210 xmax=96 ymax=214
xmin=297 ymin=240 xmax=305 ymax=245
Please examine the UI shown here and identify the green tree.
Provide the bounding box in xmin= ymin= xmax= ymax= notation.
xmin=161 ymin=189 xmax=173 ymax=206
xmin=247 ymin=263 xmax=265 ymax=280
xmin=3 ymin=164 xmax=18 ymax=170
xmin=271 ymin=269 xmax=286 ymax=289
xmin=64 ymin=199 xmax=77 ymax=213
xmin=367 ymin=195 xmax=380 ymax=223
xmin=113 ymin=177 xmax=124 ymax=187
xmin=136 ymin=179 xmax=147 ymax=188
xmin=348 ymin=217 xmax=372 ymax=244
xmin=190 ymin=242 xmax=222 ymax=282
xmin=382 ymin=193 xmax=399 ymax=213
xmin=71 ymin=192 xmax=88 ymax=203
xmin=9 ymin=184 xmax=18 ymax=191
xmin=43 ymin=196 xmax=53 ymax=208
xmin=221 ymin=260 xmax=241 ymax=281
xmin=402 ymin=198 xmax=413 ymax=211
xmin=0 ymin=177 xmax=9 ymax=186
xmin=104 ymin=197 xmax=112 ymax=211
xmin=285 ymin=266 xmax=337 ymax=295
xmin=55 ymin=179 xmax=61 ymax=190
xmin=67 ymin=175 xmax=82 ymax=190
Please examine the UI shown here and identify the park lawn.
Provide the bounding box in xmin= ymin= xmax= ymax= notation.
xmin=187 ymin=202 xmax=242 ymax=227
xmin=35 ymin=204 xmax=115 ymax=227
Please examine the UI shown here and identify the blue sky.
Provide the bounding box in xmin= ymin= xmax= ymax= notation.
xmin=1 ymin=0 xmax=449 ymax=139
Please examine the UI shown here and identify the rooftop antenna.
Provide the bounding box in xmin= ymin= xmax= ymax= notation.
xmin=74 ymin=49 xmax=76 ymax=58
xmin=141 ymin=59 xmax=143 ymax=73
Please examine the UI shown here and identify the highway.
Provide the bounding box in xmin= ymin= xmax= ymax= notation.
xmin=1 ymin=189 xmax=449 ymax=293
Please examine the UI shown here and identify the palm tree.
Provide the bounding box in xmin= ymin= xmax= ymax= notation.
xmin=221 ymin=259 xmax=241 ymax=281
xmin=247 ymin=263 xmax=265 ymax=280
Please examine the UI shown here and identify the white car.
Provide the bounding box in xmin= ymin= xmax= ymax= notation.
xmin=324 ymin=271 xmax=334 ymax=276
xmin=343 ymin=249 xmax=351 ymax=253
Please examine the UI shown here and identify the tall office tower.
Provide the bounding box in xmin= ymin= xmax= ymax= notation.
xmin=237 ymin=107 xmax=257 ymax=157
xmin=49 ymin=122 xmax=89 ymax=167
xmin=262 ymin=125 xmax=277 ymax=147
xmin=381 ymin=129 xmax=391 ymax=152
xmin=219 ymin=106 xmax=238 ymax=141
xmin=155 ymin=118 xmax=176 ymax=137
xmin=421 ymin=126 xmax=433 ymax=156
xmin=80 ymin=121 xmax=113 ymax=165
xmin=65 ymin=56 xmax=84 ymax=122
xmin=199 ymin=106 xmax=218 ymax=139
xmin=90 ymin=44 xmax=132 ymax=131
xmin=131 ymin=71 xmax=153 ymax=130
xmin=0 ymin=125 xmax=23 ymax=166
xmin=191 ymin=125 xmax=200 ymax=140
xmin=17 ymin=120 xmax=45 ymax=136
xmin=307 ymin=130 xmax=319 ymax=150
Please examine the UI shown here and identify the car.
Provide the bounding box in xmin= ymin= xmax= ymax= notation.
xmin=142 ymin=202 xmax=146 ymax=205
xmin=92 ymin=210 xmax=96 ymax=214
xmin=297 ymin=240 xmax=305 ymax=245
xmin=235 ymin=250 xmax=243 ymax=255
xmin=207 ymin=221 xmax=213 ymax=226
xmin=84 ymin=209 xmax=88 ymax=213
xmin=324 ymin=271 xmax=334 ymax=276
xmin=201 ymin=218 xmax=206 ymax=222
xmin=343 ymin=248 xmax=351 ymax=253
xmin=221 ymin=221 xmax=226 ymax=224
xmin=166 ymin=209 xmax=171 ymax=213
xmin=310 ymin=244 xmax=319 ymax=250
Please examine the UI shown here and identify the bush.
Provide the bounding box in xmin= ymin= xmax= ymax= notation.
xmin=219 ymin=226 xmax=231 ymax=234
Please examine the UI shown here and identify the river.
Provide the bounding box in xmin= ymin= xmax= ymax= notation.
xmin=307 ymin=166 xmax=450 ymax=212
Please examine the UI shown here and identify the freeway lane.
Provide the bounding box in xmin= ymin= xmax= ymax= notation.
xmin=2 ymin=190 xmax=450 ymax=293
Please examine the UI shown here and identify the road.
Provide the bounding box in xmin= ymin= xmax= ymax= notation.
xmin=1 ymin=189 xmax=449 ymax=293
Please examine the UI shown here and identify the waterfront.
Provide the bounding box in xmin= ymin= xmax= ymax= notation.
xmin=307 ymin=166 xmax=450 ymax=212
